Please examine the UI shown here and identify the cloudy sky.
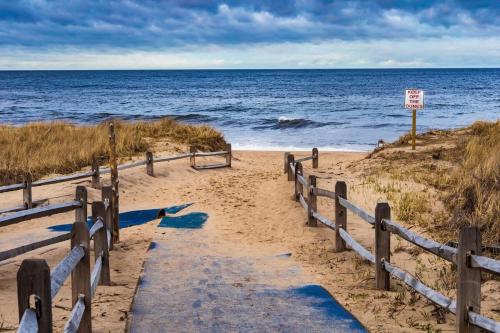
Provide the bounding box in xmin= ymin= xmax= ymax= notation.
xmin=1 ymin=0 xmax=499 ymax=69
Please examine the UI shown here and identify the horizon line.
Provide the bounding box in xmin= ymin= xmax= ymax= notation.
xmin=1 ymin=67 xmax=499 ymax=71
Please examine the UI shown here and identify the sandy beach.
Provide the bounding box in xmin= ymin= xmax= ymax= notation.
xmin=1 ymin=147 xmax=498 ymax=332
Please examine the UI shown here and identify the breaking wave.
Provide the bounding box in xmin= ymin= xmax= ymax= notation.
xmin=252 ymin=117 xmax=346 ymax=130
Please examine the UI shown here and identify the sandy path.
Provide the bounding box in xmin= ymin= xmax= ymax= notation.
xmin=130 ymin=196 xmax=365 ymax=332
xmin=129 ymin=220 xmax=366 ymax=332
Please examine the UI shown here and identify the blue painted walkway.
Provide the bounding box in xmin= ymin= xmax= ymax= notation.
xmin=129 ymin=207 xmax=367 ymax=333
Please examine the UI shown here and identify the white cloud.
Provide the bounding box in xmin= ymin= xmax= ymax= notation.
xmin=380 ymin=59 xmax=431 ymax=67
xmin=217 ymin=4 xmax=313 ymax=29
xmin=0 ymin=36 xmax=498 ymax=70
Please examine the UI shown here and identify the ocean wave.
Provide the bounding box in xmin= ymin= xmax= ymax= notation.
xmin=252 ymin=117 xmax=347 ymax=130
xmin=358 ymin=122 xmax=408 ymax=129
xmin=168 ymin=113 xmax=218 ymax=123
xmin=431 ymin=103 xmax=463 ymax=108
xmin=386 ymin=113 xmax=407 ymax=118
xmin=203 ymin=105 xmax=252 ymax=113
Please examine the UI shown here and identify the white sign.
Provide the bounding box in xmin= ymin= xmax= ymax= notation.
xmin=404 ymin=89 xmax=424 ymax=109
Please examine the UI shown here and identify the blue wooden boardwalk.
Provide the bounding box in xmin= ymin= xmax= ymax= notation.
xmin=129 ymin=208 xmax=367 ymax=333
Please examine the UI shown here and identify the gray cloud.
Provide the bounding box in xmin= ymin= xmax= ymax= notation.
xmin=0 ymin=0 xmax=499 ymax=49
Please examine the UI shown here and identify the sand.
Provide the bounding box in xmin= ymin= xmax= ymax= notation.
xmin=0 ymin=150 xmax=498 ymax=332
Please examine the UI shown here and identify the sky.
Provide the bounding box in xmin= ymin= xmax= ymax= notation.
xmin=0 ymin=0 xmax=499 ymax=69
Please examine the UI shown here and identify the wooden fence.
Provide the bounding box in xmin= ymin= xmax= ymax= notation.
xmin=285 ymin=152 xmax=500 ymax=333
xmin=2 ymin=122 xmax=232 ymax=332
xmin=0 ymin=141 xmax=232 ymax=215
xmin=189 ymin=144 xmax=232 ymax=170
xmin=16 ymin=187 xmax=113 ymax=333
xmin=0 ymin=125 xmax=231 ymax=262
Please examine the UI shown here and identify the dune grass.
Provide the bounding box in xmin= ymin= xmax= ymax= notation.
xmin=0 ymin=119 xmax=226 ymax=185
xmin=363 ymin=120 xmax=499 ymax=244
xmin=445 ymin=121 xmax=499 ymax=243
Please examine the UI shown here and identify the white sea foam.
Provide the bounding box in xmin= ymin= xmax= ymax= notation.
xmin=232 ymin=143 xmax=370 ymax=152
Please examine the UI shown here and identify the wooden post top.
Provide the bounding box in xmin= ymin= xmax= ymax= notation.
xmin=17 ymin=259 xmax=53 ymax=332
xmin=23 ymin=172 xmax=32 ymax=185
xmin=335 ymin=181 xmax=346 ymax=197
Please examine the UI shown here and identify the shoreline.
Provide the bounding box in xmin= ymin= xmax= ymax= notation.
xmin=232 ymin=146 xmax=371 ymax=153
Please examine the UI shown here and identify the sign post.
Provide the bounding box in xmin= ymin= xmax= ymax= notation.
xmin=404 ymin=89 xmax=424 ymax=150
xmin=412 ymin=109 xmax=416 ymax=150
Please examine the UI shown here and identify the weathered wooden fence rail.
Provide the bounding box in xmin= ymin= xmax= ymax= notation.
xmin=0 ymin=185 xmax=118 ymax=264
xmin=189 ymin=144 xmax=232 ymax=170
xmin=0 ymin=141 xmax=231 ymax=214
xmin=285 ymin=152 xmax=500 ymax=333
xmin=0 ymin=200 xmax=83 ymax=228
xmin=16 ymin=197 xmax=113 ymax=333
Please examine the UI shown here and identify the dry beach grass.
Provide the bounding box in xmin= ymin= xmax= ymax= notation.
xmin=0 ymin=119 xmax=226 ymax=185
xmin=358 ymin=120 xmax=499 ymax=245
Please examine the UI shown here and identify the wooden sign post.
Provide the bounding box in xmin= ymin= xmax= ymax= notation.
xmin=412 ymin=109 xmax=417 ymax=150
xmin=404 ymin=89 xmax=424 ymax=150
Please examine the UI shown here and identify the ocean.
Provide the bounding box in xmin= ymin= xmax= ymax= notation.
xmin=0 ymin=69 xmax=498 ymax=151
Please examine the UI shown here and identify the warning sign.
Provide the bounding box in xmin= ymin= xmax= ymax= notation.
xmin=404 ymin=89 xmax=424 ymax=109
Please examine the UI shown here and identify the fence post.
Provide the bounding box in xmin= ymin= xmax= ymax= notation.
xmin=23 ymin=172 xmax=33 ymax=209
xmin=190 ymin=146 xmax=196 ymax=168
xmin=112 ymin=186 xmax=119 ymax=243
xmin=146 ymin=151 xmax=154 ymax=176
xmin=108 ymin=122 xmax=118 ymax=190
xmin=101 ymin=186 xmax=114 ymax=250
xmin=312 ymin=148 xmax=319 ymax=169
xmin=75 ymin=186 xmax=87 ymax=223
xmin=17 ymin=259 xmax=52 ymax=332
xmin=287 ymin=154 xmax=295 ymax=181
xmin=283 ymin=152 xmax=290 ymax=174
xmin=71 ymin=221 xmax=91 ymax=333
xmin=375 ymin=203 xmax=391 ymax=291
xmin=108 ymin=122 xmax=119 ymax=243
xmin=456 ymin=226 xmax=481 ymax=333
xmin=91 ymin=156 xmax=100 ymax=189
xmin=308 ymin=175 xmax=317 ymax=227
xmin=92 ymin=202 xmax=111 ymax=286
xmin=334 ymin=181 xmax=347 ymax=252
xmin=226 ymin=143 xmax=232 ymax=167
xmin=294 ymin=162 xmax=303 ymax=202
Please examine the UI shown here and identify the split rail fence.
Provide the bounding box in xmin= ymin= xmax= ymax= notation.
xmin=16 ymin=186 xmax=113 ymax=333
xmin=0 ymin=123 xmax=232 ymax=332
xmin=285 ymin=150 xmax=500 ymax=333
xmin=0 ymin=123 xmax=231 ymax=262
xmin=0 ymin=141 xmax=232 ymax=215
